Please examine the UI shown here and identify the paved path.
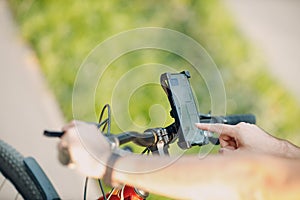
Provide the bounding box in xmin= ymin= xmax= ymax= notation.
xmin=223 ymin=0 xmax=300 ymax=102
xmin=0 ymin=1 xmax=99 ymax=198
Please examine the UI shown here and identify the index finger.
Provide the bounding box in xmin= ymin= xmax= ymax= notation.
xmin=195 ymin=123 xmax=237 ymax=137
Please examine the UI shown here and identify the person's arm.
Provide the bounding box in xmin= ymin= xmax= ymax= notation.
xmin=112 ymin=154 xmax=300 ymax=200
xmin=58 ymin=121 xmax=300 ymax=200
xmin=196 ymin=122 xmax=300 ymax=158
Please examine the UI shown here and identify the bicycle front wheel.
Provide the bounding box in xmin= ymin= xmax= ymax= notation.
xmin=0 ymin=140 xmax=44 ymax=199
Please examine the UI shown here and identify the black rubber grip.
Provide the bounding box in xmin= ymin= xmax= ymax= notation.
xmin=223 ymin=114 xmax=256 ymax=125
xmin=115 ymin=131 xmax=156 ymax=147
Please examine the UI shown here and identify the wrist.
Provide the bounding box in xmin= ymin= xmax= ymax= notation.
xmin=103 ymin=148 xmax=131 ymax=187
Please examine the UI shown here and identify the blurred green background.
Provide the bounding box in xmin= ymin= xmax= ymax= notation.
xmin=8 ymin=0 xmax=300 ymax=199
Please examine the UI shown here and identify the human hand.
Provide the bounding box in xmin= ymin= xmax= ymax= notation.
xmin=57 ymin=120 xmax=112 ymax=178
xmin=196 ymin=122 xmax=283 ymax=156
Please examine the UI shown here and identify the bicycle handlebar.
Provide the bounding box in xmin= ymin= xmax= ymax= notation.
xmin=44 ymin=113 xmax=256 ymax=146
xmin=110 ymin=113 xmax=256 ymax=147
xmin=44 ymin=113 xmax=255 ymax=165
xmin=223 ymin=114 xmax=256 ymax=125
xmin=110 ymin=131 xmax=156 ymax=147
xmin=199 ymin=114 xmax=256 ymax=125
xmin=103 ymin=113 xmax=258 ymax=148
xmin=44 ymin=114 xmax=256 ymax=165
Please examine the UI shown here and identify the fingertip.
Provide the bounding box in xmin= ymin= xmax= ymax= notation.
xmin=195 ymin=123 xmax=209 ymax=127
xmin=195 ymin=123 xmax=202 ymax=129
xmin=195 ymin=123 xmax=210 ymax=132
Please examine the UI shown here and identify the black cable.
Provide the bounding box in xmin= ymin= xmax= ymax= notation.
xmin=98 ymin=179 xmax=108 ymax=200
xmin=106 ymin=105 xmax=111 ymax=134
xmin=97 ymin=104 xmax=112 ymax=199
xmin=98 ymin=118 xmax=109 ymax=128
xmin=98 ymin=105 xmax=106 ymax=124
xmin=101 ymin=121 xmax=108 ymax=132
xmin=83 ymin=177 xmax=88 ymax=200
xmin=82 ymin=104 xmax=110 ymax=200
xmin=141 ymin=147 xmax=149 ymax=155
xmin=98 ymin=104 xmax=111 ymax=134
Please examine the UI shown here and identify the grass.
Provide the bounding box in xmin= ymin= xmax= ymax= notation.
xmin=8 ymin=0 xmax=300 ymax=199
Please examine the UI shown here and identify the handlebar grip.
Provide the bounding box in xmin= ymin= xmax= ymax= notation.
xmin=223 ymin=114 xmax=256 ymax=125
xmin=116 ymin=131 xmax=156 ymax=147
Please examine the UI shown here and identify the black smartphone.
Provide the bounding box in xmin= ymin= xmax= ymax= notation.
xmin=161 ymin=71 xmax=208 ymax=149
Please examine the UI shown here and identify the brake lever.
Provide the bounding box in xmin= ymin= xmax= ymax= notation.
xmin=43 ymin=122 xmax=103 ymax=138
xmin=43 ymin=130 xmax=64 ymax=138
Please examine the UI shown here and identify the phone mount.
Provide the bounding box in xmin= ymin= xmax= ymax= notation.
xmin=160 ymin=71 xmax=209 ymax=149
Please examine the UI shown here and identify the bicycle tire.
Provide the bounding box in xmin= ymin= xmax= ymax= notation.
xmin=0 ymin=140 xmax=44 ymax=199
